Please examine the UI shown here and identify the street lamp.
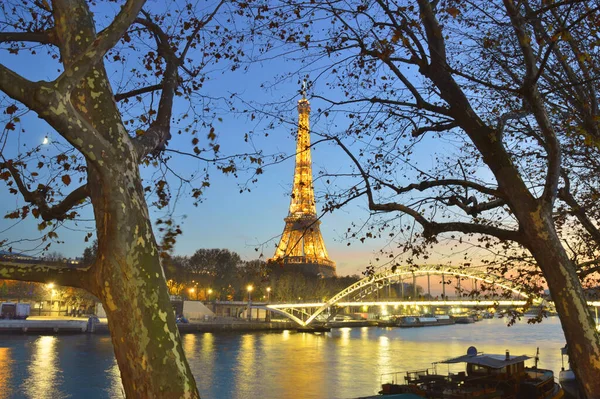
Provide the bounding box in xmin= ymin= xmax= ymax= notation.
xmin=46 ymin=283 xmax=54 ymax=316
xmin=188 ymin=288 xmax=195 ymax=301
xmin=247 ymin=285 xmax=253 ymax=321
xmin=207 ymin=288 xmax=213 ymax=301
xmin=266 ymin=287 xmax=271 ymax=302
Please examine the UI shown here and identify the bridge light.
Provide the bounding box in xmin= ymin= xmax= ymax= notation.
xmin=362 ymin=305 xmax=368 ymax=311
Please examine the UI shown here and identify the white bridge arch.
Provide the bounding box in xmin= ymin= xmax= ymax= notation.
xmin=265 ymin=265 xmax=548 ymax=326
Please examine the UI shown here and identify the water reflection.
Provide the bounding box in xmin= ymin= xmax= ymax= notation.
xmin=22 ymin=336 xmax=66 ymax=399
xmin=0 ymin=348 xmax=12 ymax=399
xmin=0 ymin=318 xmax=567 ymax=399
xmin=105 ymin=362 xmax=124 ymax=399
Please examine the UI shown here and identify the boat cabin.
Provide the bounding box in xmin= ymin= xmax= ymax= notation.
xmin=440 ymin=348 xmax=530 ymax=380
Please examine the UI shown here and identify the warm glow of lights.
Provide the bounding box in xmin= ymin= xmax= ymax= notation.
xmin=188 ymin=288 xmax=195 ymax=293
xmin=268 ymin=96 xmax=336 ymax=275
xmin=24 ymin=336 xmax=58 ymax=398
xmin=362 ymin=305 xmax=368 ymax=311
xmin=247 ymin=285 xmax=253 ymax=293
xmin=208 ymin=289 xmax=213 ymax=295
xmin=0 ymin=348 xmax=11 ymax=396
xmin=46 ymin=283 xmax=54 ymax=289
xmin=266 ymin=287 xmax=271 ymax=293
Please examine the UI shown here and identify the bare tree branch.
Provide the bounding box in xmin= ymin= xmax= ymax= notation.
xmin=114 ymin=84 xmax=162 ymax=102
xmin=332 ymin=135 xmax=521 ymax=243
xmin=1 ymin=160 xmax=89 ymax=221
xmin=0 ymin=261 xmax=91 ymax=290
xmin=0 ymin=29 xmax=57 ymax=45
xmin=54 ymin=0 xmax=147 ymax=94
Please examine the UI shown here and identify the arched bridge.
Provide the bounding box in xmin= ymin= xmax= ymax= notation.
xmin=261 ymin=265 xmax=550 ymax=326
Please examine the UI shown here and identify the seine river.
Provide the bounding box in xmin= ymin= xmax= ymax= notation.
xmin=0 ymin=317 xmax=567 ymax=399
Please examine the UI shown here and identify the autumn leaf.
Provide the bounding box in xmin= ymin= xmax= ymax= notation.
xmin=447 ymin=7 xmax=460 ymax=17
xmin=62 ymin=175 xmax=71 ymax=186
xmin=207 ymin=127 xmax=216 ymax=140
xmin=5 ymin=104 xmax=18 ymax=115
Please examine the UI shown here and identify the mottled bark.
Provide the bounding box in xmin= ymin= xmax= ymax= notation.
xmin=521 ymin=210 xmax=600 ymax=398
xmin=0 ymin=261 xmax=90 ymax=289
xmin=87 ymin=156 xmax=198 ymax=398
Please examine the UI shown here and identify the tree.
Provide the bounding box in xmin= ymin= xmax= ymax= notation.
xmin=188 ymin=248 xmax=243 ymax=297
xmin=247 ymin=1 xmax=600 ymax=396
xmin=81 ymin=240 xmax=98 ymax=266
xmin=0 ymin=0 xmax=243 ymax=397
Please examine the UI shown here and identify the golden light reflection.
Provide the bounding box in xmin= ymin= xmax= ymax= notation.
xmin=200 ymin=333 xmax=215 ymax=363
xmin=22 ymin=336 xmax=63 ymax=399
xmin=237 ymin=334 xmax=257 ymax=392
xmin=183 ymin=333 xmax=198 ymax=356
xmin=340 ymin=327 xmax=351 ymax=345
xmin=0 ymin=348 xmax=12 ymax=399
xmin=282 ymin=330 xmax=291 ymax=341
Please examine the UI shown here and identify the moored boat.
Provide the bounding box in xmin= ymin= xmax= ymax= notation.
xmin=380 ymin=346 xmax=564 ymax=398
xmin=454 ymin=315 xmax=475 ymax=324
xmin=396 ymin=315 xmax=455 ymax=328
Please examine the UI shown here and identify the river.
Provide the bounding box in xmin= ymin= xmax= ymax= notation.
xmin=0 ymin=317 xmax=567 ymax=399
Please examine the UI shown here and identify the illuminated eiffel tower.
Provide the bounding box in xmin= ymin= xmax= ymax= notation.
xmin=269 ymin=88 xmax=336 ymax=277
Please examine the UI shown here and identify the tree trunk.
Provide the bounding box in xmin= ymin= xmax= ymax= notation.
xmin=49 ymin=2 xmax=200 ymax=396
xmin=87 ymin=154 xmax=199 ymax=398
xmin=523 ymin=209 xmax=600 ymax=399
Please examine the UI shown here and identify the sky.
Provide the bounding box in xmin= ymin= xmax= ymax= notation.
xmin=0 ymin=1 xmax=470 ymax=283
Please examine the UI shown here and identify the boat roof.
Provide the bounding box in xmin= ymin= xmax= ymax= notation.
xmin=439 ymin=353 xmax=531 ymax=369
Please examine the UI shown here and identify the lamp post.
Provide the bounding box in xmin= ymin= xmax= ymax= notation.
xmin=188 ymin=288 xmax=195 ymax=301
xmin=266 ymin=287 xmax=272 ymax=322
xmin=247 ymin=285 xmax=253 ymax=321
xmin=207 ymin=288 xmax=213 ymax=301
xmin=46 ymin=283 xmax=54 ymax=316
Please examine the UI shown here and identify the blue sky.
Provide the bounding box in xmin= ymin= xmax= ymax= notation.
xmin=0 ymin=40 xmax=386 ymax=277
xmin=0 ymin=1 xmax=465 ymax=280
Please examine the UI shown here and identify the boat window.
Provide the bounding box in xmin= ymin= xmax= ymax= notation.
xmin=469 ymin=364 xmax=490 ymax=375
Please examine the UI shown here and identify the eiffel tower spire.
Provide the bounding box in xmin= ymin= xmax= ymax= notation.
xmin=269 ymin=88 xmax=336 ymax=277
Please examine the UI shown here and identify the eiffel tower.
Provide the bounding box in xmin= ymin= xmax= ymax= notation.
xmin=269 ymin=88 xmax=336 ymax=277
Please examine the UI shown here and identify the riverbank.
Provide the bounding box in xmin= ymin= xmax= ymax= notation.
xmin=0 ymin=316 xmax=378 ymax=334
